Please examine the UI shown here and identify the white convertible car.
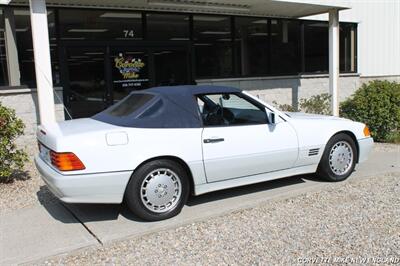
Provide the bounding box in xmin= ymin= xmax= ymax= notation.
xmin=35 ymin=85 xmax=374 ymax=221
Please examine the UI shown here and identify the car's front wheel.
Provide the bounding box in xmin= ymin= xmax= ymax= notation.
xmin=125 ymin=159 xmax=189 ymax=221
xmin=317 ymin=133 xmax=358 ymax=182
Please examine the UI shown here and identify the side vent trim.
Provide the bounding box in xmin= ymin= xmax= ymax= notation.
xmin=308 ymin=148 xmax=320 ymax=156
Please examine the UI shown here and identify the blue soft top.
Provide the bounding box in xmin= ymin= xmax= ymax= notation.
xmin=92 ymin=85 xmax=241 ymax=128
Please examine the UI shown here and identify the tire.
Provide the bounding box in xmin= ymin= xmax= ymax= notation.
xmin=125 ymin=159 xmax=189 ymax=221
xmin=317 ymin=133 xmax=358 ymax=182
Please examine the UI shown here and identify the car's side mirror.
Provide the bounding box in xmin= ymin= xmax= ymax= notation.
xmin=265 ymin=108 xmax=278 ymax=124
xmin=269 ymin=112 xmax=276 ymax=124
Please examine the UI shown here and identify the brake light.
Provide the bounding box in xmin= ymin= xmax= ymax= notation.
xmin=363 ymin=126 xmax=371 ymax=137
xmin=50 ymin=151 xmax=85 ymax=171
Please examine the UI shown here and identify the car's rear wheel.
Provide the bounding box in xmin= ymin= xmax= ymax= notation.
xmin=125 ymin=159 xmax=189 ymax=221
xmin=317 ymin=133 xmax=357 ymax=182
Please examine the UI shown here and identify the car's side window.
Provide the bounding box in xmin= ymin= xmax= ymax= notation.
xmin=196 ymin=93 xmax=268 ymax=127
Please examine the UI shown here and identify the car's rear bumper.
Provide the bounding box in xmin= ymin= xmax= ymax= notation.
xmin=357 ymin=137 xmax=374 ymax=163
xmin=35 ymin=156 xmax=132 ymax=204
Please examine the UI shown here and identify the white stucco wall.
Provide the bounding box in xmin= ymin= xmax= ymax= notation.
xmin=301 ymin=0 xmax=400 ymax=77
xmin=197 ymin=74 xmax=361 ymax=108
xmin=0 ymin=89 xmax=65 ymax=144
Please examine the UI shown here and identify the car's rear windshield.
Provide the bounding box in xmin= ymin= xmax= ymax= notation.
xmin=106 ymin=93 xmax=154 ymax=117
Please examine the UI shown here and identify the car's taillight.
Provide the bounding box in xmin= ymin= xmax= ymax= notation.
xmin=50 ymin=151 xmax=85 ymax=171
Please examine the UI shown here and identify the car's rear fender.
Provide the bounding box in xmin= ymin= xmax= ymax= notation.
xmin=36 ymin=119 xmax=132 ymax=175
xmin=37 ymin=121 xmax=206 ymax=185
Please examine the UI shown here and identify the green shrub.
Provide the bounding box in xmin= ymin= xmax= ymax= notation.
xmin=340 ymin=80 xmax=400 ymax=142
xmin=272 ymin=101 xmax=297 ymax=112
xmin=299 ymin=93 xmax=331 ymax=115
xmin=0 ymin=102 xmax=28 ymax=183
xmin=273 ymin=93 xmax=331 ymax=115
xmin=386 ymin=131 xmax=400 ymax=144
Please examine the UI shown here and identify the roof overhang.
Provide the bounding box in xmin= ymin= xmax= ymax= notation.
xmin=9 ymin=0 xmax=349 ymax=18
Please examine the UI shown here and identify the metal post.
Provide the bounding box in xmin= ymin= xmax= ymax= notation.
xmin=329 ymin=9 xmax=339 ymax=116
xmin=29 ymin=0 xmax=56 ymax=125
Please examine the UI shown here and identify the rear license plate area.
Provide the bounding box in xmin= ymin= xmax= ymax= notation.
xmin=39 ymin=143 xmax=51 ymax=164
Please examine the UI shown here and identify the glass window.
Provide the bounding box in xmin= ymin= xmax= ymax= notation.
xmin=66 ymin=47 xmax=108 ymax=118
xmin=197 ymin=93 xmax=267 ymax=126
xmin=14 ymin=8 xmax=36 ymax=87
xmin=193 ymin=15 xmax=232 ymax=78
xmin=0 ymin=9 xmax=8 ymax=86
xmin=270 ymin=19 xmax=301 ymax=75
xmin=235 ymin=17 xmax=269 ymax=76
xmin=59 ymin=9 xmax=142 ymax=41
xmin=106 ymin=93 xmax=154 ymax=117
xmin=13 ymin=8 xmax=58 ymax=87
xmin=147 ymin=13 xmax=189 ymax=41
xmin=153 ymin=49 xmax=189 ymax=86
xmin=304 ymin=21 xmax=328 ymax=73
xmin=340 ymin=23 xmax=357 ymax=72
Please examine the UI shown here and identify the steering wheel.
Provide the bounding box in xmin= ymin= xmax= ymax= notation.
xmin=204 ymin=105 xmax=234 ymax=125
xmin=203 ymin=105 xmax=222 ymax=125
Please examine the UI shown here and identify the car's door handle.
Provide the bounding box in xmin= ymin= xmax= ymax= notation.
xmin=203 ymin=138 xmax=225 ymax=144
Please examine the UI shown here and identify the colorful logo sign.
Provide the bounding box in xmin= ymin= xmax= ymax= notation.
xmin=114 ymin=53 xmax=145 ymax=80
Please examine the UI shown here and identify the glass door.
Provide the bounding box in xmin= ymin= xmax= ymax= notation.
xmin=65 ymin=47 xmax=109 ymax=118
xmin=110 ymin=49 xmax=150 ymax=103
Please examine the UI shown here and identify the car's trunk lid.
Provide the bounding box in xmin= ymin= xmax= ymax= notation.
xmin=37 ymin=118 xmax=119 ymax=151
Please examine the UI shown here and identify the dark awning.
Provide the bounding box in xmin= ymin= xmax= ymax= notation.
xmin=9 ymin=0 xmax=349 ymax=18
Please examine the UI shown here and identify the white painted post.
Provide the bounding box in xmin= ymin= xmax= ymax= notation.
xmin=29 ymin=0 xmax=56 ymax=126
xmin=4 ymin=7 xmax=21 ymax=86
xmin=329 ymin=9 xmax=339 ymax=116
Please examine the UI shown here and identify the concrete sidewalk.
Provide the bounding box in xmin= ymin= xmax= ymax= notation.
xmin=1 ymin=147 xmax=398 ymax=265
xmin=0 ymin=202 xmax=98 ymax=265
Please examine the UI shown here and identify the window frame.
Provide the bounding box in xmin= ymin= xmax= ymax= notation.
xmin=195 ymin=92 xmax=270 ymax=128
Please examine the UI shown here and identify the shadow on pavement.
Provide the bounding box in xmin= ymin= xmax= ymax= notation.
xmin=187 ymin=174 xmax=310 ymax=206
xmin=37 ymin=173 xmax=315 ymax=224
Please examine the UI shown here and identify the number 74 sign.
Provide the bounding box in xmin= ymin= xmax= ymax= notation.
xmin=123 ymin=30 xmax=135 ymax=38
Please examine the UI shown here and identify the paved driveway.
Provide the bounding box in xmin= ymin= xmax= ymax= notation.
xmin=1 ymin=147 xmax=399 ymax=265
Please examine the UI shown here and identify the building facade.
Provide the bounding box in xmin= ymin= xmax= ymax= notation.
xmin=0 ymin=0 xmax=399 ymax=141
